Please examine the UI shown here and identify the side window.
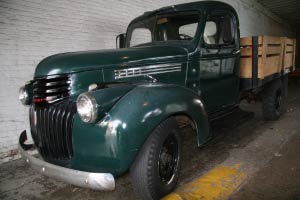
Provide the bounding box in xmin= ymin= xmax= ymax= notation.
xmin=179 ymin=23 xmax=198 ymax=40
xmin=203 ymin=21 xmax=217 ymax=45
xmin=203 ymin=14 xmax=235 ymax=46
xmin=130 ymin=28 xmax=152 ymax=47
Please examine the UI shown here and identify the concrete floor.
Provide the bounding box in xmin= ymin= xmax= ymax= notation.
xmin=0 ymin=78 xmax=300 ymax=200
xmin=231 ymin=133 xmax=300 ymax=200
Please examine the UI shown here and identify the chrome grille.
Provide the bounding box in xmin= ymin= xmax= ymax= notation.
xmin=30 ymin=100 xmax=76 ymax=160
xmin=33 ymin=75 xmax=71 ymax=104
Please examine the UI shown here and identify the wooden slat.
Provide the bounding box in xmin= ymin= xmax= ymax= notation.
xmin=258 ymin=36 xmax=263 ymax=45
xmin=264 ymin=36 xmax=282 ymax=45
xmin=285 ymin=46 xmax=294 ymax=52
xmin=239 ymin=57 xmax=263 ymax=78
xmin=259 ymin=36 xmax=282 ymax=78
xmin=284 ymin=53 xmax=294 ymax=69
xmin=261 ymin=36 xmax=268 ymax=78
xmin=240 ymin=46 xmax=263 ymax=57
xmin=240 ymin=57 xmax=252 ymax=78
xmin=264 ymin=55 xmax=281 ymax=76
xmin=240 ymin=36 xmax=262 ymax=47
xmin=266 ymin=46 xmax=282 ymax=55
xmin=282 ymin=37 xmax=296 ymax=70
xmin=240 ymin=47 xmax=252 ymax=57
xmin=239 ymin=35 xmax=296 ymax=81
xmin=285 ymin=38 xmax=294 ymax=45
xmin=240 ymin=37 xmax=252 ymax=46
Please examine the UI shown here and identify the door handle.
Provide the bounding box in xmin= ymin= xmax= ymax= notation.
xmin=232 ymin=49 xmax=240 ymax=55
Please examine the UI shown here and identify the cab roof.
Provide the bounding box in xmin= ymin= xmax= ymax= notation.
xmin=129 ymin=1 xmax=238 ymax=25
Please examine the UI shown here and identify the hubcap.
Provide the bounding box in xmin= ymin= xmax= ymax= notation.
xmin=158 ymin=135 xmax=179 ymax=185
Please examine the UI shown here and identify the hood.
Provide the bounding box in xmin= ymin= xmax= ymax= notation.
xmin=34 ymin=45 xmax=188 ymax=78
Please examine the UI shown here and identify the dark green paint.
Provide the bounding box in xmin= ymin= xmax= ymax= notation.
xmin=34 ymin=46 xmax=187 ymax=78
xmin=71 ymin=84 xmax=209 ymax=175
xmin=90 ymin=84 xmax=136 ymax=121
xmin=25 ymin=1 xmax=240 ymax=175
xmin=129 ymin=1 xmax=238 ymax=30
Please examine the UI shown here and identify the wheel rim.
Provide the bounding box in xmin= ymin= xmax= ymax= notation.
xmin=275 ymin=90 xmax=282 ymax=114
xmin=158 ymin=134 xmax=179 ymax=185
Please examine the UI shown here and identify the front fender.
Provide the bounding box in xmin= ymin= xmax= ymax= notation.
xmin=72 ymin=83 xmax=210 ymax=175
xmin=106 ymin=84 xmax=209 ymax=169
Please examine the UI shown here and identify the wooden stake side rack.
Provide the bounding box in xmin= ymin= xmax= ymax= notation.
xmin=239 ymin=36 xmax=296 ymax=90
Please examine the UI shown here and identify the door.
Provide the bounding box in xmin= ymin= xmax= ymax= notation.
xmin=197 ymin=11 xmax=240 ymax=114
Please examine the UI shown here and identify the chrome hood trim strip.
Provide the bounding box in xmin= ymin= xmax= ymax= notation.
xmin=114 ymin=63 xmax=182 ymax=79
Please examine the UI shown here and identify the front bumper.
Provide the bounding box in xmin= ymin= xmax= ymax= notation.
xmin=18 ymin=130 xmax=115 ymax=191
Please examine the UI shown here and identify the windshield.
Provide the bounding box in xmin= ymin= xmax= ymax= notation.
xmin=126 ymin=12 xmax=201 ymax=47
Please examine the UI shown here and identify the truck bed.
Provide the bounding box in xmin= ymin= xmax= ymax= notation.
xmin=239 ymin=36 xmax=296 ymax=90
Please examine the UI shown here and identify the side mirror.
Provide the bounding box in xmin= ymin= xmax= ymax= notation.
xmin=116 ymin=33 xmax=126 ymax=48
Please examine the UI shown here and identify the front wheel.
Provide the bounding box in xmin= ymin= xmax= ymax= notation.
xmin=130 ymin=117 xmax=182 ymax=200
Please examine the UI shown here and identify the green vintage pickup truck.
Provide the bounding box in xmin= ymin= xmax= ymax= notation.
xmin=18 ymin=1 xmax=295 ymax=200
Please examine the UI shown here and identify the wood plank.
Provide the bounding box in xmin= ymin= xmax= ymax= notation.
xmin=284 ymin=53 xmax=294 ymax=68
xmin=239 ymin=36 xmax=295 ymax=81
xmin=240 ymin=47 xmax=252 ymax=57
xmin=240 ymin=37 xmax=252 ymax=46
xmin=240 ymin=57 xmax=252 ymax=78
xmin=240 ymin=47 xmax=263 ymax=57
xmin=261 ymin=36 xmax=268 ymax=78
xmin=264 ymin=36 xmax=282 ymax=45
xmin=285 ymin=46 xmax=294 ymax=52
xmin=258 ymin=36 xmax=263 ymax=45
xmin=266 ymin=46 xmax=282 ymax=55
xmin=240 ymin=36 xmax=262 ymax=46
xmin=285 ymin=38 xmax=294 ymax=45
xmin=239 ymin=57 xmax=263 ymax=78
xmin=282 ymin=37 xmax=296 ymax=70
xmin=258 ymin=57 xmax=263 ymax=79
xmin=264 ymin=55 xmax=281 ymax=76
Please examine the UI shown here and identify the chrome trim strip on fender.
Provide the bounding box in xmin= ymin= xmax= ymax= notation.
xmin=114 ymin=63 xmax=182 ymax=79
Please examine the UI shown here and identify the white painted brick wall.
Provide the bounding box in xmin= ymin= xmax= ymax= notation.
xmin=0 ymin=0 xmax=294 ymax=162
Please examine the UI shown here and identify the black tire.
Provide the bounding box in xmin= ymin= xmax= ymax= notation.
xmin=282 ymin=75 xmax=288 ymax=97
xmin=262 ymin=80 xmax=283 ymax=121
xmin=130 ymin=117 xmax=182 ymax=200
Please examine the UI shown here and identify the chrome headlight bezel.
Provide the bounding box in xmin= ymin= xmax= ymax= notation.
xmin=76 ymin=93 xmax=98 ymax=123
xmin=19 ymin=86 xmax=29 ymax=105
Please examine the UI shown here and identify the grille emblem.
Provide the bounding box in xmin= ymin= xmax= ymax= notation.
xmin=33 ymin=98 xmax=47 ymax=103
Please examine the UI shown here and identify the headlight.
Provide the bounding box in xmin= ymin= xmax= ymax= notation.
xmin=19 ymin=86 xmax=29 ymax=105
xmin=76 ymin=93 xmax=98 ymax=123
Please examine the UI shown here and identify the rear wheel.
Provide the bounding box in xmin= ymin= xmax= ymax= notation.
xmin=262 ymin=80 xmax=283 ymax=120
xmin=282 ymin=75 xmax=289 ymax=97
xmin=130 ymin=117 xmax=182 ymax=200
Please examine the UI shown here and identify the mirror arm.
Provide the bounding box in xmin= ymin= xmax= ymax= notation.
xmin=116 ymin=35 xmax=120 ymax=48
xmin=116 ymin=33 xmax=126 ymax=48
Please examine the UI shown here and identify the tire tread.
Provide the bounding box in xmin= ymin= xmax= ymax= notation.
xmin=130 ymin=117 xmax=181 ymax=200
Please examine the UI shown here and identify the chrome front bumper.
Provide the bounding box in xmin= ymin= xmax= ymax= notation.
xmin=18 ymin=130 xmax=115 ymax=191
